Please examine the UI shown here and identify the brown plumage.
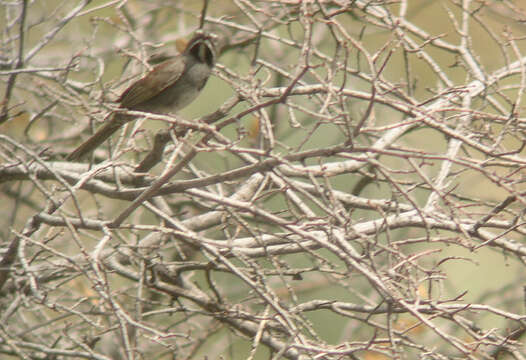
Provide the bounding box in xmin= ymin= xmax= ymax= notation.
xmin=67 ymin=33 xmax=215 ymax=161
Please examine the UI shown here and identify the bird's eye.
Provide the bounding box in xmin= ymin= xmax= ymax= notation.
xmin=196 ymin=42 xmax=214 ymax=67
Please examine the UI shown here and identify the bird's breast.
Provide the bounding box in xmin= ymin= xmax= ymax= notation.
xmin=136 ymin=61 xmax=212 ymax=114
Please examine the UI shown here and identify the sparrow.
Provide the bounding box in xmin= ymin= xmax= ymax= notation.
xmin=67 ymin=33 xmax=216 ymax=161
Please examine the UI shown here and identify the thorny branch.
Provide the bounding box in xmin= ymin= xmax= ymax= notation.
xmin=1 ymin=1 xmax=526 ymax=359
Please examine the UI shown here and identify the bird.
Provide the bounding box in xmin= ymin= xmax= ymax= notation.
xmin=67 ymin=32 xmax=216 ymax=161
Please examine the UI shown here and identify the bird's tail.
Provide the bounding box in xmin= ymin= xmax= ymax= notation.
xmin=67 ymin=113 xmax=129 ymax=161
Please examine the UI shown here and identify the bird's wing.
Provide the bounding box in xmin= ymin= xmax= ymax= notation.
xmin=118 ymin=56 xmax=186 ymax=108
